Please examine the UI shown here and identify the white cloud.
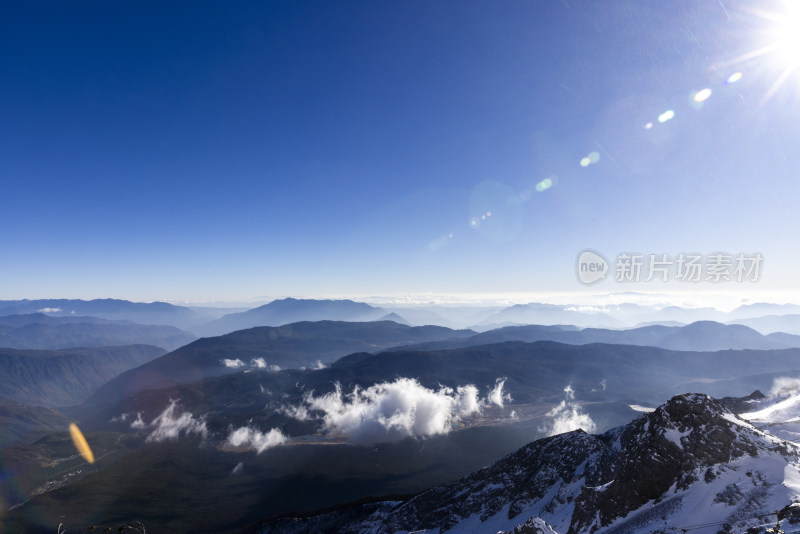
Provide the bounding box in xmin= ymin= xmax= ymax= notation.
xmin=110 ymin=413 xmax=129 ymax=423
xmin=278 ymin=403 xmax=311 ymax=421
xmin=133 ymin=400 xmax=208 ymax=442
xmin=131 ymin=412 xmax=146 ymax=429
xmin=542 ymin=401 xmax=597 ymax=435
xmin=487 ymin=378 xmax=512 ymax=407
xmin=769 ymin=376 xmax=800 ymax=397
xmin=224 ymin=357 xmax=280 ymax=371
xmin=227 ymin=426 xmax=287 ymax=453
xmin=36 ymin=307 xmax=62 ymax=313
xmin=282 ymin=377 xmax=505 ymax=443
xmin=231 ymin=462 xmax=244 ymax=475
xmin=539 ymin=385 xmax=597 ymax=436
xmin=312 ymin=360 xmax=327 ymax=370
xmin=453 ymin=384 xmax=482 ymax=414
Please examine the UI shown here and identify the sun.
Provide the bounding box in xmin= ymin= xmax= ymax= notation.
xmin=716 ymin=0 xmax=800 ymax=103
xmin=753 ymin=0 xmax=800 ymax=98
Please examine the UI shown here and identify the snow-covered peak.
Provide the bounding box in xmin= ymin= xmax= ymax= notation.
xmin=256 ymin=392 xmax=800 ymax=534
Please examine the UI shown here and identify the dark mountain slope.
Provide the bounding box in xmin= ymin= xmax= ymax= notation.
xmin=78 ymin=320 xmax=474 ymax=417
xmin=0 ymin=345 xmax=166 ymax=408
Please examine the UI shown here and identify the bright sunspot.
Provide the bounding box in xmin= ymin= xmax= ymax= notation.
xmin=728 ymin=0 xmax=800 ymax=102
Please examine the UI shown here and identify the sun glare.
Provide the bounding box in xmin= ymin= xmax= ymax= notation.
xmin=714 ymin=1 xmax=800 ymax=103
xmin=761 ymin=1 xmax=800 ymax=91
xmin=744 ymin=1 xmax=800 ymax=101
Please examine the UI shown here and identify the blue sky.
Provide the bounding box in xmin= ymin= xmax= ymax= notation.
xmin=2 ymin=1 xmax=799 ymax=303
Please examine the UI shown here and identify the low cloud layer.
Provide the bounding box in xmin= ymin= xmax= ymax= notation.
xmin=539 ymin=385 xmax=597 ymax=436
xmin=222 ymin=358 xmax=280 ymax=371
xmin=227 ymin=426 xmax=287 ymax=453
xmin=281 ymin=377 xmax=510 ymax=443
xmin=126 ymin=400 xmax=208 ymax=442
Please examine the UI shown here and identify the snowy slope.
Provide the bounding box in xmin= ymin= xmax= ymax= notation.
xmin=740 ymin=379 xmax=800 ymax=444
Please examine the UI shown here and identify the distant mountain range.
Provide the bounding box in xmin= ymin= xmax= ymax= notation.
xmin=202 ymin=298 xmax=389 ymax=335
xmin=0 ymin=313 xmax=196 ymax=351
xmin=0 ymin=345 xmax=166 ymax=408
xmin=476 ymin=303 xmax=625 ymax=329
xmin=5 ymin=297 xmax=800 ymax=337
xmin=0 ymin=299 xmax=206 ymax=330
xmin=730 ymin=314 xmax=800 ymax=335
xmin=255 ymin=392 xmax=800 ymax=533
xmin=476 ymin=301 xmax=800 ymax=330
xmin=390 ymin=320 xmax=800 ymax=352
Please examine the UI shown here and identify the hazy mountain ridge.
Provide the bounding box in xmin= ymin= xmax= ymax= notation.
xmin=7 ymin=297 xmax=800 ymax=336
xmin=0 ymin=313 xmax=196 ymax=351
xmin=0 ymin=299 xmax=206 ymax=330
xmin=387 ymin=320 xmax=800 ymax=353
xmin=202 ymin=298 xmax=389 ymax=336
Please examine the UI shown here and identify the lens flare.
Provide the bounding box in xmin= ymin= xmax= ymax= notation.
xmin=693 ymin=88 xmax=712 ymax=103
xmin=69 ymin=422 xmax=95 ymax=464
xmin=579 ymin=152 xmax=600 ymax=167
xmin=657 ymin=110 xmax=675 ymax=123
xmin=535 ymin=178 xmax=553 ymax=192
xmin=727 ymin=72 xmax=743 ymax=84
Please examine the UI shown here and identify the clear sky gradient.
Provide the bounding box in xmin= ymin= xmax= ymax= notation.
xmin=2 ymin=1 xmax=799 ymax=303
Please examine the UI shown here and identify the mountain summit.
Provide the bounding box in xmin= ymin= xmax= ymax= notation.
xmin=257 ymin=393 xmax=800 ymax=533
